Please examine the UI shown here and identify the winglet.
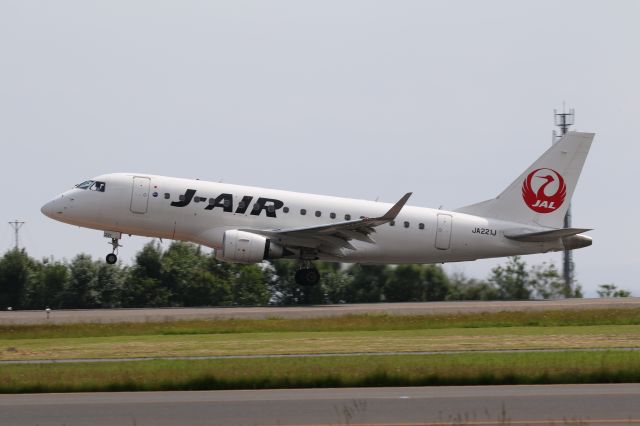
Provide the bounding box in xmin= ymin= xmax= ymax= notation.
xmin=379 ymin=192 xmax=412 ymax=221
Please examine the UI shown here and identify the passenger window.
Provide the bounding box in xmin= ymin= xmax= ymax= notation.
xmin=390 ymin=220 xmax=395 ymax=226
xmin=194 ymin=197 xmax=200 ymax=203
xmin=267 ymin=205 xmax=275 ymax=213
xmin=404 ymin=221 xmax=410 ymax=228
xmin=330 ymin=212 xmax=336 ymax=219
xmin=164 ymin=193 xmax=170 ymax=199
xmin=300 ymin=209 xmax=307 ymax=215
xmin=283 ymin=207 xmax=289 ymax=213
xmin=345 ymin=214 xmax=351 ymax=220
xmin=209 ymin=198 xmax=215 ymax=205
xmin=315 ymin=211 xmax=321 ymax=217
xmin=179 ymin=195 xmax=185 ymax=201
xmin=419 ymin=223 xmax=425 ymax=230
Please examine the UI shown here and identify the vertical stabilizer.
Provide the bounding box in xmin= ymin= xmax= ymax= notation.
xmin=455 ymin=132 xmax=594 ymax=228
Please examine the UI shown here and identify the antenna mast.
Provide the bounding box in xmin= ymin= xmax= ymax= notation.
xmin=553 ymin=105 xmax=575 ymax=297
xmin=8 ymin=220 xmax=25 ymax=251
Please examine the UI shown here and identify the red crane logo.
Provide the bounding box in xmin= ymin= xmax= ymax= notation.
xmin=522 ymin=168 xmax=566 ymax=213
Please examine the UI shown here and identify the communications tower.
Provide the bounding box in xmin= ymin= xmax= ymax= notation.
xmin=553 ymin=106 xmax=575 ymax=296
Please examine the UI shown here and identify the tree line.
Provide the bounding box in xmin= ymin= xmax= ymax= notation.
xmin=0 ymin=241 xmax=629 ymax=310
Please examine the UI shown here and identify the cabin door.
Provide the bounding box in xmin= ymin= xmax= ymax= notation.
xmin=435 ymin=214 xmax=452 ymax=250
xmin=130 ymin=176 xmax=150 ymax=214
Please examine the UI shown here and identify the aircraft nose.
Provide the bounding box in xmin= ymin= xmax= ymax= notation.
xmin=41 ymin=195 xmax=65 ymax=218
xmin=41 ymin=199 xmax=56 ymax=218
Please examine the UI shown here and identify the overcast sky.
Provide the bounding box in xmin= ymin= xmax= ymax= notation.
xmin=1 ymin=1 xmax=638 ymax=296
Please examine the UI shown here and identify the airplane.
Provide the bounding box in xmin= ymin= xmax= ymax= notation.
xmin=41 ymin=132 xmax=594 ymax=286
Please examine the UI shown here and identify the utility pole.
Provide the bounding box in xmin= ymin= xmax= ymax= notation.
xmin=553 ymin=106 xmax=575 ymax=297
xmin=8 ymin=220 xmax=25 ymax=251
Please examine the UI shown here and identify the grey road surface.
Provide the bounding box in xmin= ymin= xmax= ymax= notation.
xmin=1 ymin=384 xmax=640 ymax=426
xmin=2 ymin=298 xmax=639 ymax=325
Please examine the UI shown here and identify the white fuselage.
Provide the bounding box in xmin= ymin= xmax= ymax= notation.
xmin=41 ymin=173 xmax=566 ymax=264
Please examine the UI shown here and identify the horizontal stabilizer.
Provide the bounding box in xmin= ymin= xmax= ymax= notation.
xmin=505 ymin=227 xmax=592 ymax=242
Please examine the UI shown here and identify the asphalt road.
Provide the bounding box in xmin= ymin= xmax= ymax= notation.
xmin=2 ymin=298 xmax=639 ymax=324
xmin=1 ymin=384 xmax=639 ymax=426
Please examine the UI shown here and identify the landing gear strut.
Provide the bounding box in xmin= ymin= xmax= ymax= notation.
xmin=104 ymin=231 xmax=122 ymax=265
xmin=295 ymin=260 xmax=320 ymax=286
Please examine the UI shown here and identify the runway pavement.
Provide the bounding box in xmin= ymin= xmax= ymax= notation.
xmin=1 ymin=297 xmax=639 ymax=324
xmin=1 ymin=384 xmax=639 ymax=425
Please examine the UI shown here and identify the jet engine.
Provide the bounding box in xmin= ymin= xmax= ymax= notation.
xmin=215 ymin=230 xmax=284 ymax=264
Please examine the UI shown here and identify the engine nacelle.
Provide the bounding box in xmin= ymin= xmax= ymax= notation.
xmin=216 ymin=230 xmax=284 ymax=264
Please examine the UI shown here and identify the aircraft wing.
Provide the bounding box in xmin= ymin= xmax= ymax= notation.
xmin=242 ymin=192 xmax=412 ymax=255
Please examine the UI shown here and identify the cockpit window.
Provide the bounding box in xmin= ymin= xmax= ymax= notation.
xmin=90 ymin=181 xmax=106 ymax=192
xmin=75 ymin=180 xmax=94 ymax=190
xmin=75 ymin=180 xmax=105 ymax=192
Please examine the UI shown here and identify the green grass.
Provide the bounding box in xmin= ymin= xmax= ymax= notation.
xmin=2 ymin=308 xmax=640 ymax=340
xmin=1 ymin=350 xmax=639 ymax=393
xmin=2 ymin=309 xmax=640 ymax=393
xmin=2 ymin=324 xmax=640 ymax=361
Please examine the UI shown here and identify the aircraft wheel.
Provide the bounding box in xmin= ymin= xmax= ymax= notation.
xmin=304 ymin=268 xmax=320 ymax=285
xmin=295 ymin=268 xmax=320 ymax=286
xmin=106 ymin=253 xmax=118 ymax=264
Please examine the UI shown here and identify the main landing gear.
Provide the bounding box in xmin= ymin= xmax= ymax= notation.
xmin=295 ymin=261 xmax=320 ymax=286
xmin=104 ymin=231 xmax=122 ymax=265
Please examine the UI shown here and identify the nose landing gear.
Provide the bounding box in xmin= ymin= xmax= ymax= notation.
xmin=106 ymin=251 xmax=118 ymax=265
xmin=104 ymin=231 xmax=122 ymax=265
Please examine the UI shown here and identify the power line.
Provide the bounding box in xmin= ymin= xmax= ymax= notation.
xmin=8 ymin=220 xmax=25 ymax=251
